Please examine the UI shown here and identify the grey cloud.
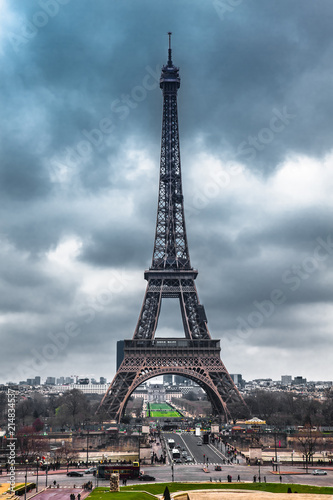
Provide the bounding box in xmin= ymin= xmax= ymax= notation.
xmin=0 ymin=0 xmax=332 ymax=382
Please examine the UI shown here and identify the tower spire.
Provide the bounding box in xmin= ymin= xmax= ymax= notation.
xmin=168 ymin=31 xmax=172 ymax=66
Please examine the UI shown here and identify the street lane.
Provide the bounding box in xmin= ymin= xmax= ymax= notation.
xmin=1 ymin=466 xmax=332 ymax=489
xmin=162 ymin=432 xmax=226 ymax=465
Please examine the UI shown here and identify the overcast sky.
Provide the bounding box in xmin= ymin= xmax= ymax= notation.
xmin=1 ymin=0 xmax=333 ymax=385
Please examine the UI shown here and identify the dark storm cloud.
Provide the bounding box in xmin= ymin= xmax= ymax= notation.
xmin=79 ymin=224 xmax=152 ymax=268
xmin=0 ymin=0 xmax=332 ymax=382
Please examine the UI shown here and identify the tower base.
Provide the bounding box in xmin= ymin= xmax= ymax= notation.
xmin=99 ymin=338 xmax=243 ymax=423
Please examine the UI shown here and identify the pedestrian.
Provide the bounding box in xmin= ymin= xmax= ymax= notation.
xmin=264 ymin=476 xmax=266 ymax=483
xmin=280 ymin=475 xmax=282 ymax=483
xmin=53 ymin=480 xmax=56 ymax=487
xmin=124 ymin=479 xmax=127 ymax=486
xmin=253 ymin=475 xmax=256 ymax=483
xmin=237 ymin=475 xmax=240 ymax=482
xmin=78 ymin=494 xmax=81 ymax=500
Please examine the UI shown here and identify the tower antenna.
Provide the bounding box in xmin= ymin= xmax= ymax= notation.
xmin=168 ymin=31 xmax=172 ymax=66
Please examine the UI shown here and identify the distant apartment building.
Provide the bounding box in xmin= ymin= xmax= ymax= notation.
xmin=163 ymin=375 xmax=173 ymax=385
xmin=45 ymin=377 xmax=56 ymax=385
xmin=230 ymin=374 xmax=244 ymax=388
xmin=281 ymin=375 xmax=292 ymax=385
xmin=174 ymin=376 xmax=193 ymax=385
xmin=293 ymin=376 xmax=307 ymax=385
xmin=56 ymin=383 xmax=109 ymax=394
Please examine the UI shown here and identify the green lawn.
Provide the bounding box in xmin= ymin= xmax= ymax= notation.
xmin=121 ymin=482 xmax=333 ymax=496
xmin=147 ymin=402 xmax=182 ymax=418
xmin=88 ymin=490 xmax=153 ymax=500
xmin=150 ymin=410 xmax=181 ymax=418
xmin=149 ymin=403 xmax=171 ymax=410
xmin=87 ymin=483 xmax=333 ymax=500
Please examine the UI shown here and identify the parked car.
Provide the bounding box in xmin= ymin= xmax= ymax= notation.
xmin=138 ymin=474 xmax=155 ymax=481
xmin=84 ymin=467 xmax=97 ymax=474
xmin=312 ymin=470 xmax=327 ymax=475
xmin=197 ymin=441 xmax=202 ymax=446
xmin=67 ymin=471 xmax=83 ymax=477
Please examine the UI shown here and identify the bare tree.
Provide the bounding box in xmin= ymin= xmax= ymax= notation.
xmin=296 ymin=424 xmax=318 ymax=473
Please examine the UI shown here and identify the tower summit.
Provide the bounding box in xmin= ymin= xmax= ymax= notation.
xmin=99 ymin=37 xmax=246 ymax=422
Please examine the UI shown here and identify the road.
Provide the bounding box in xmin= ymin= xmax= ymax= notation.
xmin=1 ymin=465 xmax=332 ymax=489
xmin=163 ymin=431 xmax=228 ymax=465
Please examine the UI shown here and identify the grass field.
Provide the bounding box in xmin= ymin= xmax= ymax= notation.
xmin=150 ymin=410 xmax=180 ymax=417
xmin=149 ymin=403 xmax=171 ymax=410
xmin=146 ymin=402 xmax=182 ymax=418
xmin=89 ymin=483 xmax=333 ymax=498
xmin=88 ymin=489 xmax=152 ymax=500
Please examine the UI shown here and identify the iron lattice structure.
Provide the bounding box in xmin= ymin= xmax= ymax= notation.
xmin=99 ymin=35 xmax=245 ymax=422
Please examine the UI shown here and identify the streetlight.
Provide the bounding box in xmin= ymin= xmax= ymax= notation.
xmin=258 ymin=459 xmax=261 ymax=483
xmin=94 ymin=461 xmax=99 ymax=488
xmin=274 ymin=431 xmax=278 ymax=472
xmin=36 ymin=456 xmax=40 ymax=493
xmin=171 ymin=460 xmax=174 ymax=482
xmin=45 ymin=461 xmax=48 ymax=488
xmin=24 ymin=460 xmax=28 ymax=500
xmin=86 ymin=430 xmax=89 ymax=466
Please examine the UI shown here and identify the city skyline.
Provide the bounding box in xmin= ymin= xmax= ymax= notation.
xmin=6 ymin=372 xmax=333 ymax=387
xmin=1 ymin=1 xmax=333 ymax=383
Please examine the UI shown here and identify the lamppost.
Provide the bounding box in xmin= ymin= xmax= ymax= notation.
xmin=291 ymin=451 xmax=294 ymax=467
xmin=258 ymin=459 xmax=261 ymax=482
xmin=45 ymin=461 xmax=48 ymax=488
xmin=94 ymin=461 xmax=99 ymax=487
xmin=274 ymin=431 xmax=278 ymax=472
xmin=86 ymin=430 xmax=89 ymax=466
xmin=24 ymin=460 xmax=28 ymax=500
xmin=36 ymin=456 xmax=40 ymax=493
xmin=171 ymin=460 xmax=174 ymax=482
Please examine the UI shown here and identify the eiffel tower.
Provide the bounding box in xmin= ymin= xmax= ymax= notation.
xmin=99 ymin=34 xmax=245 ymax=422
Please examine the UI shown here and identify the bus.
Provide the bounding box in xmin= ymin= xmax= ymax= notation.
xmin=167 ymin=438 xmax=175 ymax=449
xmin=98 ymin=462 xmax=140 ymax=480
